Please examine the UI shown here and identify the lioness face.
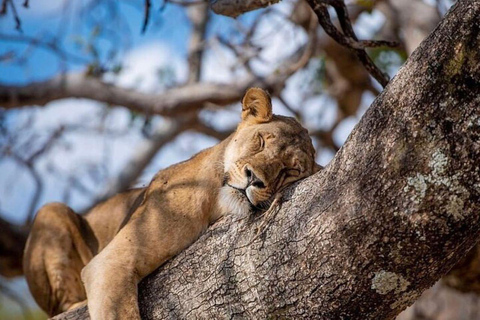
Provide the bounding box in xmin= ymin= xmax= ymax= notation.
xmin=220 ymin=88 xmax=320 ymax=215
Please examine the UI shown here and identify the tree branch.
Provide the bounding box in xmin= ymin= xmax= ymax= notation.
xmin=306 ymin=0 xmax=391 ymax=87
xmin=0 ymin=74 xmax=248 ymax=115
xmin=0 ymin=40 xmax=310 ymax=115
xmin=55 ymin=1 xmax=480 ymax=319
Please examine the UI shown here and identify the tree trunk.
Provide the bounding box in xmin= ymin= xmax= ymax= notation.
xmin=55 ymin=1 xmax=480 ymax=319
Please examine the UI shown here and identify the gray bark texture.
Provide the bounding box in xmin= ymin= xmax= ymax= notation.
xmin=55 ymin=1 xmax=480 ymax=319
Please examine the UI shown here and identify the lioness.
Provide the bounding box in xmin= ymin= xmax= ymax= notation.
xmin=23 ymin=88 xmax=320 ymax=319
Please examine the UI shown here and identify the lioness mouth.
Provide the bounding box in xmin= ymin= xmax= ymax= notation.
xmin=227 ymin=184 xmax=270 ymax=213
xmin=227 ymin=184 xmax=247 ymax=197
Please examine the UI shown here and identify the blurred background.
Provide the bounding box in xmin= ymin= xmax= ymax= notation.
xmin=1 ymin=0 xmax=472 ymax=319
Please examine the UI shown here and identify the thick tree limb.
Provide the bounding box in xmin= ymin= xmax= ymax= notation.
xmin=56 ymin=1 xmax=480 ymax=319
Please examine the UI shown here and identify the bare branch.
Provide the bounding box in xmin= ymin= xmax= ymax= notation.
xmin=193 ymin=120 xmax=233 ymax=140
xmin=0 ymin=0 xmax=7 ymax=14
xmin=0 ymin=74 xmax=247 ymax=114
xmin=141 ymin=0 xmax=152 ymax=34
xmin=167 ymin=0 xmax=205 ymax=7
xmin=26 ymin=126 xmax=64 ymax=163
xmin=0 ymin=37 xmax=310 ymax=115
xmin=0 ymin=33 xmax=90 ymax=64
xmin=3 ymin=0 xmax=23 ymax=32
xmin=306 ymin=0 xmax=391 ymax=87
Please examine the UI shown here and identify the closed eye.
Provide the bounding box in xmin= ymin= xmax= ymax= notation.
xmin=259 ymin=134 xmax=265 ymax=150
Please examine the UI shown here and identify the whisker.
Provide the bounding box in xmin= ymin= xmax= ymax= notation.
xmin=248 ymin=192 xmax=284 ymax=245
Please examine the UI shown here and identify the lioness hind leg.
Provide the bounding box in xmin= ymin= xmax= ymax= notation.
xmin=23 ymin=203 xmax=93 ymax=316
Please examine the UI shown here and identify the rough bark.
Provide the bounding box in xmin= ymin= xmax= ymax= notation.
xmin=56 ymin=1 xmax=480 ymax=319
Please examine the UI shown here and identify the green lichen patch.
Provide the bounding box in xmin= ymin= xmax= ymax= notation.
xmin=371 ymin=270 xmax=410 ymax=295
xmin=403 ymin=150 xmax=470 ymax=220
xmin=445 ymin=42 xmax=466 ymax=76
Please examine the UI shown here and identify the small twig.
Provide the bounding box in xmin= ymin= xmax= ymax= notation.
xmin=22 ymin=0 xmax=28 ymax=8
xmin=330 ymin=0 xmax=390 ymax=85
xmin=277 ymin=12 xmax=318 ymax=79
xmin=193 ymin=120 xmax=233 ymax=140
xmin=141 ymin=0 xmax=151 ymax=34
xmin=248 ymin=193 xmax=283 ymax=245
xmin=216 ymin=35 xmax=257 ymax=75
xmin=27 ymin=126 xmax=64 ymax=163
xmin=6 ymin=0 xmax=22 ymax=32
xmin=0 ymin=33 xmax=89 ymax=63
xmin=277 ymin=94 xmax=302 ymax=120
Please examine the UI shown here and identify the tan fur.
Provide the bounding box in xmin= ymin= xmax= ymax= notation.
xmin=23 ymin=88 xmax=320 ymax=319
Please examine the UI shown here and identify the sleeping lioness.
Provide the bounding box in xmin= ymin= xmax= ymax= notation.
xmin=23 ymin=88 xmax=321 ymax=319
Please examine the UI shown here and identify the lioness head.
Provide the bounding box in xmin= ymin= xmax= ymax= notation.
xmin=220 ymin=88 xmax=321 ymax=215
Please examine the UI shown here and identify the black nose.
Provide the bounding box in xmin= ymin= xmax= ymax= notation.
xmin=245 ymin=167 xmax=265 ymax=188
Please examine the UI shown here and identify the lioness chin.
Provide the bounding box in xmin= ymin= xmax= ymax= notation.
xmin=23 ymin=87 xmax=320 ymax=319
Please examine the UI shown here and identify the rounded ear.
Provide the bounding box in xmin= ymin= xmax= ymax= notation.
xmin=241 ymin=88 xmax=273 ymax=124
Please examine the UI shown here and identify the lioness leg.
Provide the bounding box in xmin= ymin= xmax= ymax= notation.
xmin=81 ymin=199 xmax=207 ymax=320
xmin=23 ymin=203 xmax=93 ymax=316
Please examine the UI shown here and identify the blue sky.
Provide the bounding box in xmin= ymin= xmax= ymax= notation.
xmin=0 ymin=0 xmax=256 ymax=84
xmin=1 ymin=1 xmax=192 ymax=83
